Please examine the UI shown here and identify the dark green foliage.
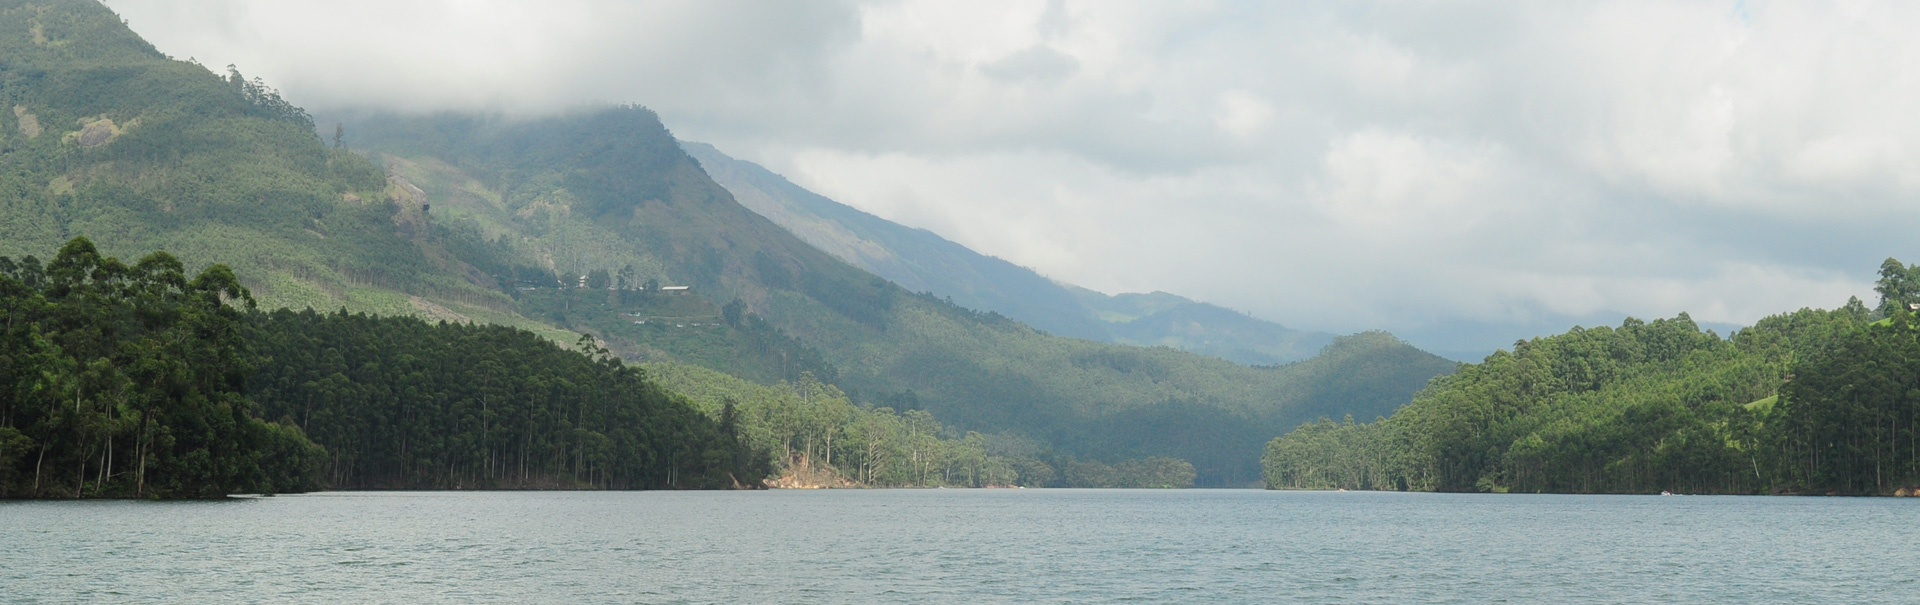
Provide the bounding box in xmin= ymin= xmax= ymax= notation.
xmin=1769 ymin=309 xmax=1920 ymax=494
xmin=246 ymin=309 xmax=770 ymax=490
xmin=0 ymin=237 xmax=321 ymax=498
xmin=0 ymin=236 xmax=767 ymax=497
xmin=1263 ymin=299 xmax=1908 ymax=495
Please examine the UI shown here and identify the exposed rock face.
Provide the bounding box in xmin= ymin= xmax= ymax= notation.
xmin=77 ymin=117 xmax=116 ymax=147
xmin=65 ymin=115 xmax=131 ymax=148
xmin=765 ymin=458 xmax=859 ymax=489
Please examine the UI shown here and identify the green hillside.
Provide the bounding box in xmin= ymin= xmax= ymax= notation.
xmin=683 ymin=142 xmax=1338 ymax=365
xmin=0 ymin=0 xmax=543 ymax=332
xmin=1262 ymin=259 xmax=1920 ymax=495
xmin=340 ymin=111 xmax=1459 ymax=486
xmin=0 ymin=0 xmax=1457 ymax=487
xmin=0 ymin=236 xmax=763 ymax=498
xmin=1261 ymin=295 xmax=1920 ymax=495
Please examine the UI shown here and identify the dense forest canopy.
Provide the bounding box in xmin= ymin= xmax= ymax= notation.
xmin=0 ymin=237 xmax=320 ymax=498
xmin=1265 ymin=257 xmax=1920 ymax=495
xmin=246 ymin=309 xmax=766 ymax=490
xmin=0 ymin=237 xmax=769 ymax=498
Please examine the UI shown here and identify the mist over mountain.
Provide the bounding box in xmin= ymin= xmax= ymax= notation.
xmin=684 ymin=141 xmax=1340 ymax=366
xmin=97 ymin=0 xmax=1910 ymax=361
xmin=326 ymin=109 xmax=1460 ymax=485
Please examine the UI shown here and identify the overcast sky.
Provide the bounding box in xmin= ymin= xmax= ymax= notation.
xmin=102 ymin=0 xmax=1920 ymax=353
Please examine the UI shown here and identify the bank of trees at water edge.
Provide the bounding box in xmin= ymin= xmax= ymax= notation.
xmin=647 ymin=363 xmax=1198 ymax=488
xmin=1265 ymin=257 xmax=1920 ymax=495
xmin=0 ymin=238 xmax=765 ymax=498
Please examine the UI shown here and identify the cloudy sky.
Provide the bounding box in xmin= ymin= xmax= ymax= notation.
xmin=102 ymin=0 xmax=1920 ymax=353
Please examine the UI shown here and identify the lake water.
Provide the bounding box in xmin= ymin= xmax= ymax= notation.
xmin=3 ymin=489 xmax=1916 ymax=603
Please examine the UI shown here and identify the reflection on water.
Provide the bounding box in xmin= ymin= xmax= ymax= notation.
xmin=3 ymin=490 xmax=1917 ymax=603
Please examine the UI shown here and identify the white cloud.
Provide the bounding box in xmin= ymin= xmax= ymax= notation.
xmin=1212 ymin=90 xmax=1274 ymax=142
xmin=102 ymin=0 xmax=1920 ymax=351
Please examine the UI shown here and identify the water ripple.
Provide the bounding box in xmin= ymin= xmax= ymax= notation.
xmin=3 ymin=490 xmax=1918 ymax=602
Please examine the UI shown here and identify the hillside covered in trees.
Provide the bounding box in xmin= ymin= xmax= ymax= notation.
xmin=247 ymin=309 xmax=765 ymax=490
xmin=1264 ymin=258 xmax=1920 ymax=495
xmin=1 ymin=0 xmax=1459 ymax=487
xmin=646 ymin=362 xmax=1196 ymax=488
xmin=0 ymin=0 xmax=519 ymax=323
xmin=0 ymin=238 xmax=766 ymax=498
xmin=338 ymin=110 xmax=1458 ymax=486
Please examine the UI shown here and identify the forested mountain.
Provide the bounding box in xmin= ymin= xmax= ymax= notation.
xmin=1264 ymin=260 xmax=1920 ymax=495
xmin=0 ymin=0 xmax=1458 ymax=489
xmin=0 ymin=0 xmax=532 ymax=328
xmin=339 ymin=111 xmax=1458 ymax=486
xmin=682 ymin=142 xmax=1337 ymax=366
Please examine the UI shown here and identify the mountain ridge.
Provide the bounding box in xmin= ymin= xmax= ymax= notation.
xmin=339 ymin=114 xmax=1459 ymax=484
xmin=682 ymin=141 xmax=1343 ymax=366
xmin=0 ymin=0 xmax=1459 ymax=486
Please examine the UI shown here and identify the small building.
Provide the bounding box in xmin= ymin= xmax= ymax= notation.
xmin=660 ymin=286 xmax=691 ymax=294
